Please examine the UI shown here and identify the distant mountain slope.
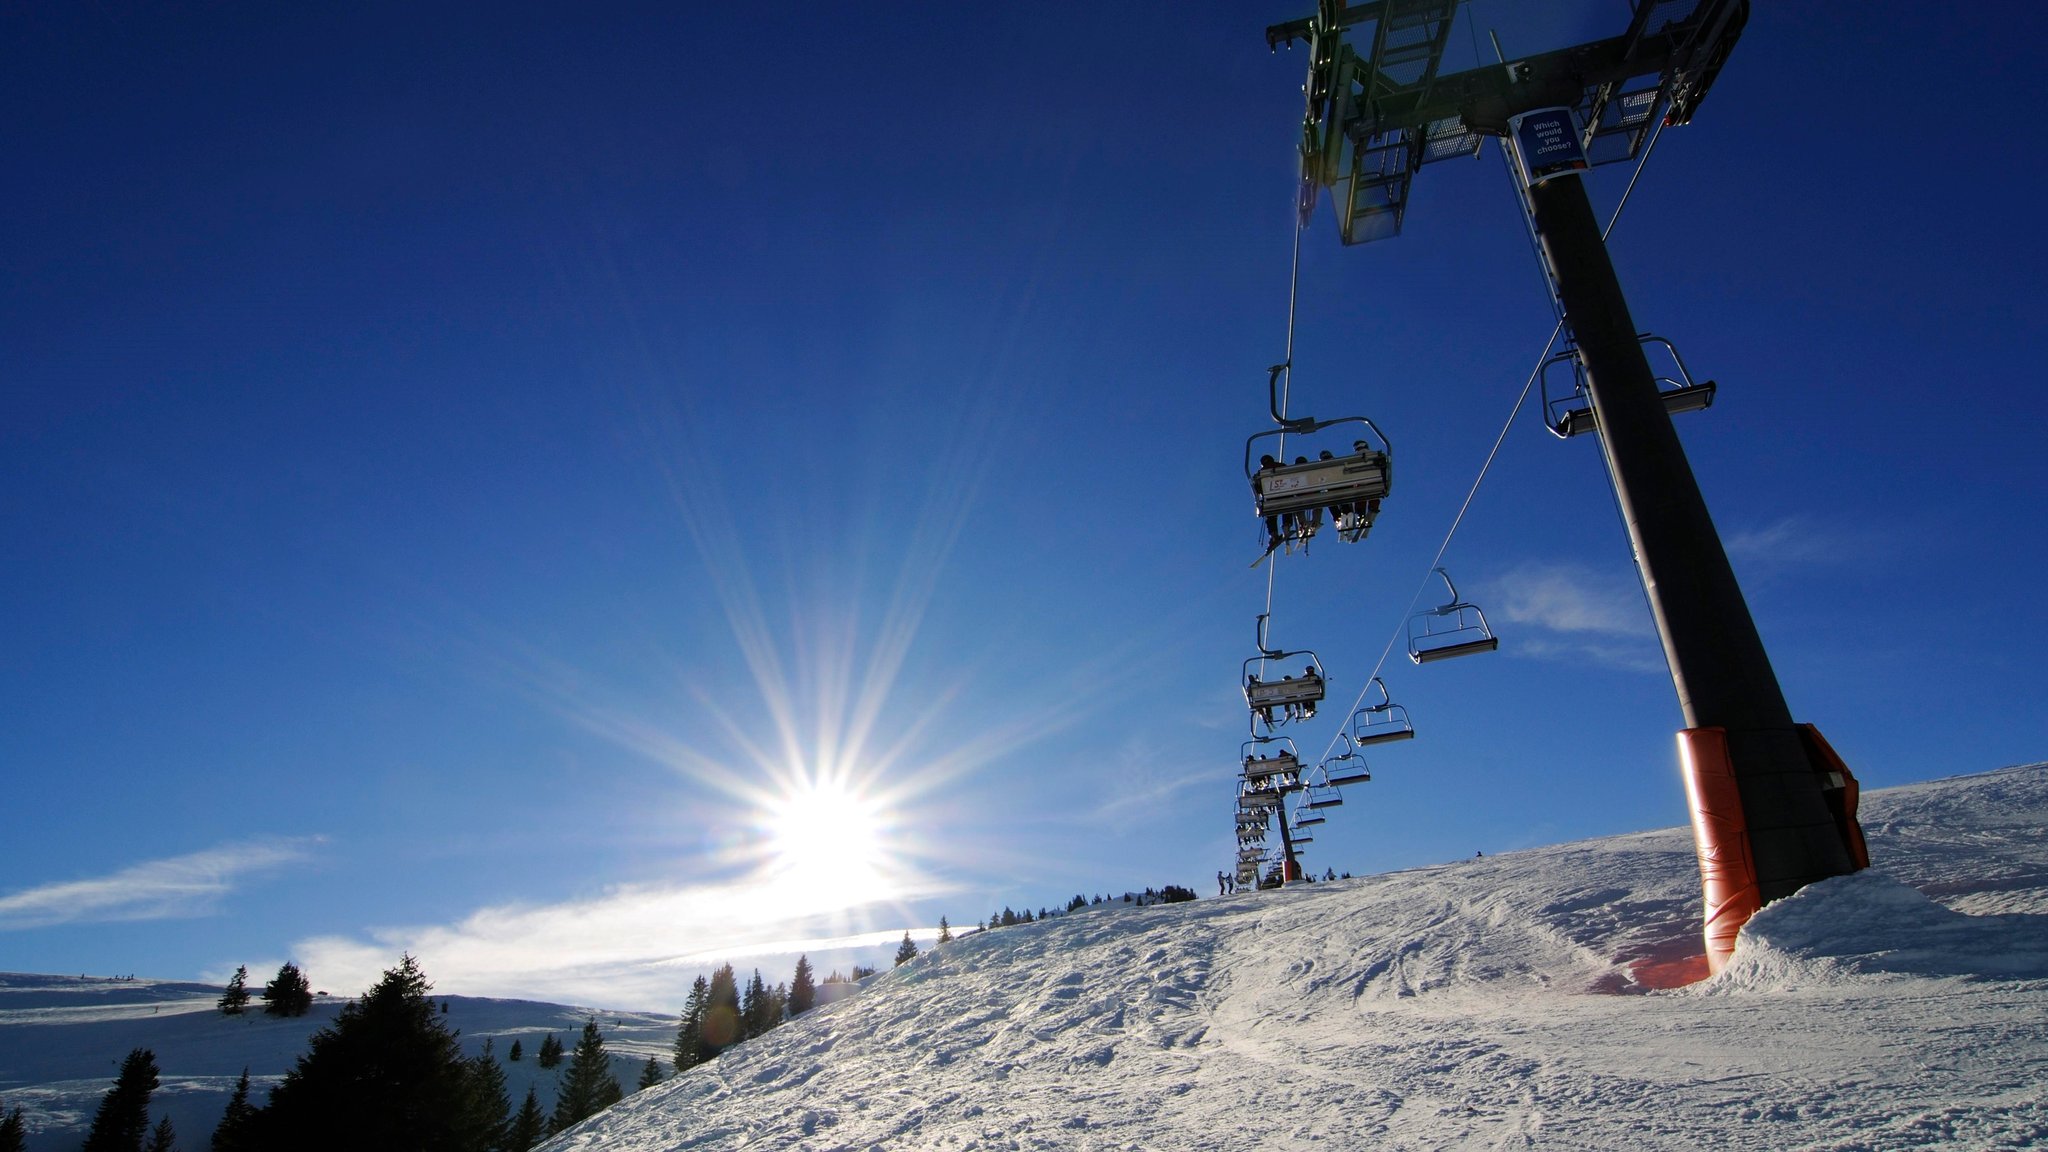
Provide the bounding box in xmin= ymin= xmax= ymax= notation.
xmin=0 ymin=976 xmax=674 ymax=1151
xmin=548 ymin=764 xmax=2048 ymax=1151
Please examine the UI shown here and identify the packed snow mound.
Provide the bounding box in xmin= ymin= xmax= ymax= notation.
xmin=1709 ymin=870 xmax=2048 ymax=993
xmin=549 ymin=764 xmax=2048 ymax=1151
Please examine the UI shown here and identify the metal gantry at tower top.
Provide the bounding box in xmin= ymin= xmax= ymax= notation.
xmin=1263 ymin=0 xmax=1870 ymax=967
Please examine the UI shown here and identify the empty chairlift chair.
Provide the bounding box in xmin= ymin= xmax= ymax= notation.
xmin=1351 ymin=676 xmax=1416 ymax=745
xmin=1541 ymin=334 xmax=1716 ymax=440
xmin=1320 ymin=733 xmax=1372 ymax=786
xmin=1408 ymin=567 xmax=1499 ymax=664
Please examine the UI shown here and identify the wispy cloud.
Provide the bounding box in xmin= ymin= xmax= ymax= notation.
xmin=1725 ymin=516 xmax=1870 ymax=572
xmin=0 ymin=837 xmax=322 ymax=930
xmin=1489 ymin=562 xmax=1651 ymax=638
xmin=1482 ymin=562 xmax=1663 ymax=673
xmin=293 ymin=870 xmax=961 ymax=1009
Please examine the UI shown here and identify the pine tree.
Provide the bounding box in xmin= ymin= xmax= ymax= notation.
xmin=894 ymin=931 xmax=920 ymax=967
xmin=673 ymin=975 xmax=709 ymax=1072
xmin=507 ymin=1039 xmax=523 ymax=1062
xmin=701 ymin=964 xmax=740 ymax=1056
xmin=452 ymin=1040 xmax=510 ymax=1152
xmin=787 ymin=956 xmax=816 ymax=1018
xmin=144 ymin=1115 xmax=176 ymax=1152
xmin=771 ymin=981 xmax=788 ymax=1027
xmin=261 ymin=962 xmax=312 ymax=1018
xmin=741 ymin=969 xmax=777 ymax=1040
xmin=82 ymin=1047 xmax=159 ymax=1152
xmin=936 ymin=916 xmax=953 ymax=944
xmin=217 ymin=966 xmax=250 ymax=1016
xmin=536 ymin=1032 xmax=563 ymax=1069
xmin=505 ymin=1087 xmax=548 ymax=1152
xmin=549 ymin=1020 xmax=622 ymax=1133
xmin=256 ymin=954 xmax=473 ymax=1152
xmin=635 ymin=1057 xmax=663 ymax=1091
xmin=209 ymin=1069 xmax=255 ymax=1152
xmin=0 ymin=1107 xmax=26 ymax=1152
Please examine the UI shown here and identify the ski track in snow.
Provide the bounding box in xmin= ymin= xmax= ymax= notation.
xmin=6 ymin=766 xmax=2046 ymax=1150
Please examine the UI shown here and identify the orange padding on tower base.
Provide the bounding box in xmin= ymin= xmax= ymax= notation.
xmin=1678 ymin=727 xmax=1761 ymax=977
xmin=1797 ymin=723 xmax=1872 ymax=871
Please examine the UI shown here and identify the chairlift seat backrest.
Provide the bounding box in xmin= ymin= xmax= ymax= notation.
xmin=1246 ymin=674 xmax=1326 ymax=709
xmin=1243 ymin=751 xmax=1301 ymax=776
xmin=1328 ymin=766 xmax=1371 ymax=785
xmin=1255 ymin=450 xmax=1390 ymax=517
xmin=1555 ymin=381 xmax=1717 ymax=438
xmin=1294 ymin=812 xmax=1326 ymax=826
xmin=1353 ymin=724 xmax=1416 ymax=745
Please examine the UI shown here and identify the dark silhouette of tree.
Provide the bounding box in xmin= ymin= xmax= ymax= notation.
xmin=787 ymin=956 xmax=816 ymax=1018
xmin=453 ymin=1039 xmax=509 ymax=1152
xmin=635 ymin=1057 xmax=664 ymax=1091
xmin=701 ymin=964 xmax=741 ymax=1056
xmin=217 ymin=966 xmax=250 ymax=1016
xmin=144 ymin=1115 xmax=176 ymax=1152
xmin=536 ymin=1032 xmax=563 ymax=1069
xmin=549 ymin=1020 xmax=622 ymax=1133
xmin=256 ymin=954 xmax=473 ymax=1152
xmin=505 ymin=1087 xmax=547 ymax=1152
xmin=937 ymin=916 xmax=953 ymax=944
xmin=742 ymin=969 xmax=780 ymax=1040
xmin=0 ymin=1106 xmax=27 ymax=1152
xmin=673 ymin=975 xmax=709 ymax=1072
xmin=82 ymin=1047 xmax=159 ymax=1152
xmin=209 ymin=1069 xmax=256 ymax=1152
xmin=894 ymin=932 xmax=919 ymax=967
xmin=261 ymin=962 xmax=312 ymax=1018
xmin=507 ymin=1039 xmax=523 ymax=1062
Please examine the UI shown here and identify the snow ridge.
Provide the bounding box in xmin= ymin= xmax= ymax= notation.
xmin=550 ymin=765 xmax=2048 ymax=1150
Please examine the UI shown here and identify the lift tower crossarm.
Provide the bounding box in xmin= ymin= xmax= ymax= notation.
xmin=1271 ymin=1 xmax=1747 ymax=245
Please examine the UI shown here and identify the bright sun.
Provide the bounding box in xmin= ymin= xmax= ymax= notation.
xmin=764 ymin=778 xmax=890 ymax=904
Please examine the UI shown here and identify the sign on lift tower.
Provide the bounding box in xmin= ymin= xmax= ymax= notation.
xmin=1266 ymin=0 xmax=1868 ymax=973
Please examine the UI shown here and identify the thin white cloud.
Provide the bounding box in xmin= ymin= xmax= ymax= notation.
xmin=292 ymin=869 xmax=960 ymax=1009
xmin=1725 ymin=516 xmax=1868 ymax=571
xmin=0 ymin=837 xmax=322 ymax=930
xmin=1489 ymin=562 xmax=1651 ymax=638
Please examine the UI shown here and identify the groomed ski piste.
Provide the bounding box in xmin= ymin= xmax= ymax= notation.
xmin=4 ymin=766 xmax=2043 ymax=1150
xmin=547 ymin=765 xmax=2048 ymax=1151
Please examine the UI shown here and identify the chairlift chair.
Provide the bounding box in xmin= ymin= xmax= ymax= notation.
xmin=1243 ymin=614 xmax=1328 ymax=730
xmin=1303 ymin=778 xmax=1345 ymax=811
xmin=1408 ymin=567 xmax=1499 ymax=664
xmin=1541 ymin=335 xmax=1717 ymax=440
xmin=1294 ymin=810 xmax=1327 ymax=827
xmin=1245 ymin=365 xmax=1394 ymax=547
xmin=1351 ymin=677 xmax=1416 ymax=745
xmin=1327 ymin=762 xmax=1372 ymax=785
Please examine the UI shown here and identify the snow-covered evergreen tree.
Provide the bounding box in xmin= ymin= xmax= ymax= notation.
xmin=635 ymin=1056 xmax=664 ymax=1091
xmin=937 ymin=916 xmax=953 ymax=943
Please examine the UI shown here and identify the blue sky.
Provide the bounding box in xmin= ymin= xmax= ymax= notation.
xmin=4 ymin=2 xmax=2043 ymax=1008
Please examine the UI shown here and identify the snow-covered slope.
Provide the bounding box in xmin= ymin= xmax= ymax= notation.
xmin=551 ymin=764 xmax=2048 ymax=1151
xmin=0 ymin=978 xmax=673 ymax=1151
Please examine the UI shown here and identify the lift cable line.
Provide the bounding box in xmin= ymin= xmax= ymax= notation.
xmin=1307 ymin=114 xmax=1669 ymax=768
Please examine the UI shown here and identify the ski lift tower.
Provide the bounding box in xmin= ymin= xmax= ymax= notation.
xmin=1266 ymin=0 xmax=1867 ymax=971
